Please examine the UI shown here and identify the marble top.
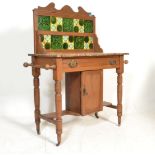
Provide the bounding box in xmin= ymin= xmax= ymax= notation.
xmin=28 ymin=52 xmax=129 ymax=58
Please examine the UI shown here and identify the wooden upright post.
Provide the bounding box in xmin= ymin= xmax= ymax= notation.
xmin=32 ymin=68 xmax=41 ymax=134
xmin=53 ymin=58 xmax=63 ymax=146
xmin=116 ymin=56 xmax=124 ymax=126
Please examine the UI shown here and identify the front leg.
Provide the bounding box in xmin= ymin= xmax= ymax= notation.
xmin=55 ymin=80 xmax=62 ymax=146
xmin=116 ymin=68 xmax=123 ymax=126
xmin=53 ymin=58 xmax=63 ymax=146
xmin=32 ymin=68 xmax=41 ymax=134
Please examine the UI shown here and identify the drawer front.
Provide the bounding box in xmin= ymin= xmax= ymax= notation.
xmin=63 ymin=57 xmax=119 ymax=72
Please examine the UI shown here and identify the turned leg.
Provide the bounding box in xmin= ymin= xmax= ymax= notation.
xmin=116 ymin=69 xmax=123 ymax=126
xmin=55 ymin=80 xmax=62 ymax=146
xmin=95 ymin=112 xmax=99 ymax=119
xmin=32 ymin=68 xmax=41 ymax=134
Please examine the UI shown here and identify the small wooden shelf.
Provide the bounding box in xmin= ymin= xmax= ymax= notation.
xmin=40 ymin=110 xmax=81 ymax=124
xmin=103 ymin=101 xmax=117 ymax=109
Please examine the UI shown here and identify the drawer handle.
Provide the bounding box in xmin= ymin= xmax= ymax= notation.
xmin=109 ymin=60 xmax=116 ymax=65
xmin=68 ymin=60 xmax=78 ymax=68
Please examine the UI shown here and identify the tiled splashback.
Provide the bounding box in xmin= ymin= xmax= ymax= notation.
xmin=40 ymin=35 xmax=93 ymax=50
xmin=38 ymin=16 xmax=93 ymax=33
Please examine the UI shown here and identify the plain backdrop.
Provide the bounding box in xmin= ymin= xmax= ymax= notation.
xmin=0 ymin=0 xmax=155 ymax=155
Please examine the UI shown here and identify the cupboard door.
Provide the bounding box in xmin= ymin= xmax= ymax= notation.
xmin=81 ymin=70 xmax=103 ymax=115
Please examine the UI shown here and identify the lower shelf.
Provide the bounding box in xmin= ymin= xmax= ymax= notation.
xmin=103 ymin=101 xmax=117 ymax=109
xmin=40 ymin=101 xmax=117 ymax=124
xmin=40 ymin=110 xmax=81 ymax=124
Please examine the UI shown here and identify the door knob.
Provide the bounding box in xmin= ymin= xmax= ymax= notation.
xmin=82 ymin=87 xmax=88 ymax=96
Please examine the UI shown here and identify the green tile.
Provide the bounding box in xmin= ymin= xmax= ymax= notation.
xmin=45 ymin=42 xmax=51 ymax=49
xmin=51 ymin=16 xmax=56 ymax=24
xmin=74 ymin=36 xmax=84 ymax=49
xmin=63 ymin=18 xmax=73 ymax=32
xmin=38 ymin=16 xmax=50 ymax=31
xmin=84 ymin=20 xmax=93 ymax=33
xmin=63 ymin=43 xmax=68 ymax=49
xmin=79 ymin=19 xmax=84 ymax=26
xmin=57 ymin=25 xmax=62 ymax=32
xmin=74 ymin=26 xmax=79 ymax=32
xmin=89 ymin=43 xmax=93 ymax=49
xmin=51 ymin=35 xmax=62 ymax=49
xmin=40 ymin=34 xmax=44 ymax=42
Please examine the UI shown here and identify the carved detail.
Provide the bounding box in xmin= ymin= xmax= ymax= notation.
xmin=36 ymin=3 xmax=57 ymax=12
xmin=68 ymin=60 xmax=78 ymax=68
xmin=34 ymin=2 xmax=94 ymax=18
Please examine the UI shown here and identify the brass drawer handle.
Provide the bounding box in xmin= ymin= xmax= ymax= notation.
xmin=68 ymin=60 xmax=78 ymax=68
xmin=109 ymin=60 xmax=116 ymax=65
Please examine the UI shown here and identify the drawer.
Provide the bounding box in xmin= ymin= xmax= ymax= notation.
xmin=63 ymin=57 xmax=119 ymax=72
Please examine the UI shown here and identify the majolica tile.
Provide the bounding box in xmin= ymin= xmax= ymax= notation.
xmin=63 ymin=18 xmax=73 ymax=32
xmin=51 ymin=16 xmax=63 ymax=32
xmin=74 ymin=36 xmax=84 ymax=49
xmin=41 ymin=35 xmax=93 ymax=50
xmin=40 ymin=35 xmax=51 ymax=49
xmin=84 ymin=36 xmax=93 ymax=49
xmin=51 ymin=24 xmax=57 ymax=31
xmin=62 ymin=36 xmax=74 ymax=50
xmin=84 ymin=20 xmax=93 ymax=33
xmin=38 ymin=16 xmax=50 ymax=31
xmin=73 ymin=19 xmax=84 ymax=33
xmin=38 ymin=16 xmax=93 ymax=34
xmin=51 ymin=35 xmax=62 ymax=49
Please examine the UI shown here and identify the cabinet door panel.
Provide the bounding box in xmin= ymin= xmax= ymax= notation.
xmin=81 ymin=70 xmax=103 ymax=115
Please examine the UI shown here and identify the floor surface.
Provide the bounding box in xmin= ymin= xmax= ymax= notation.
xmin=0 ymin=107 xmax=155 ymax=155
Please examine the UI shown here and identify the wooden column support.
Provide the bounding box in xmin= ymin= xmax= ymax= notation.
xmin=116 ymin=55 xmax=124 ymax=126
xmin=116 ymin=70 xmax=123 ymax=126
xmin=55 ymin=80 xmax=62 ymax=146
xmin=53 ymin=58 xmax=63 ymax=146
xmin=32 ymin=68 xmax=41 ymax=134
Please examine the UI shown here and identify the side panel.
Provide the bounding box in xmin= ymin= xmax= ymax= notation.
xmin=65 ymin=72 xmax=81 ymax=114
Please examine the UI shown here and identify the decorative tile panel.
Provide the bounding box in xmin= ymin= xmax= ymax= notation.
xmin=38 ymin=16 xmax=93 ymax=33
xmin=40 ymin=35 xmax=93 ymax=50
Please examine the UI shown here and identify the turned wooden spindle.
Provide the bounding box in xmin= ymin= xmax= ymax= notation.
xmin=54 ymin=59 xmax=63 ymax=146
xmin=32 ymin=68 xmax=41 ymax=134
xmin=116 ymin=69 xmax=123 ymax=126
xmin=23 ymin=62 xmax=56 ymax=70
xmin=55 ymin=80 xmax=62 ymax=146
